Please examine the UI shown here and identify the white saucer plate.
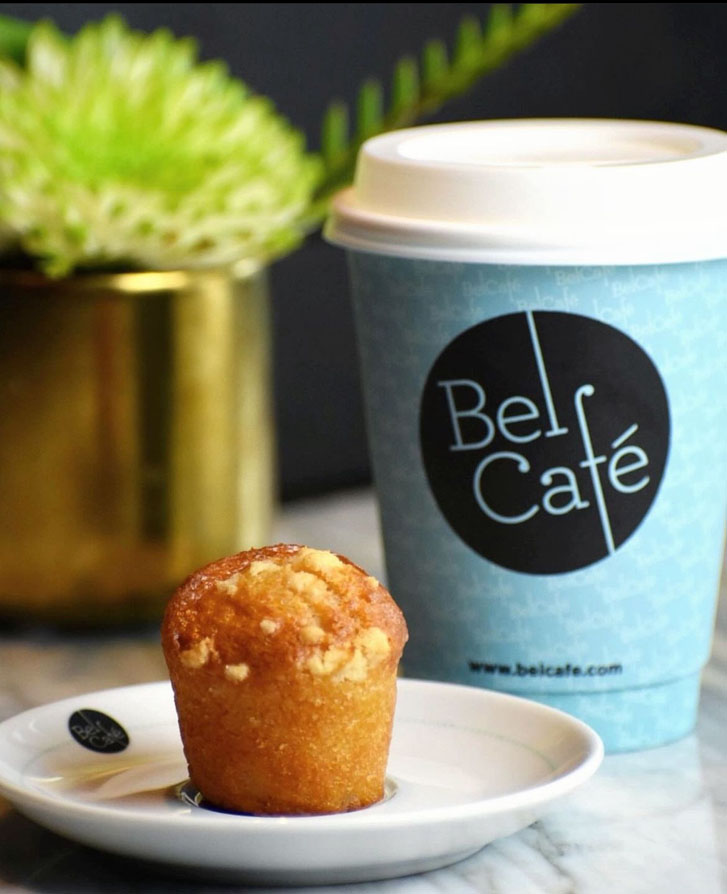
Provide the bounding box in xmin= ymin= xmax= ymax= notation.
xmin=0 ymin=678 xmax=602 ymax=885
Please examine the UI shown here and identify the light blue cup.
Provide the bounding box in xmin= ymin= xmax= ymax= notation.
xmin=326 ymin=120 xmax=727 ymax=751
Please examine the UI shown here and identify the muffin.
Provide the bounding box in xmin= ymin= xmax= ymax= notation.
xmin=161 ymin=543 xmax=408 ymax=815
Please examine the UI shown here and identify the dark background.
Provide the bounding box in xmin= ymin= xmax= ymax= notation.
xmin=3 ymin=3 xmax=726 ymax=500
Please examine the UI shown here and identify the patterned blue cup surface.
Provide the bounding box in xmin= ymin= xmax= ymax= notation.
xmin=348 ymin=255 xmax=727 ymax=751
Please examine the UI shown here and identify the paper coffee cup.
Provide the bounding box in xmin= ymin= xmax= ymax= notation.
xmin=325 ymin=119 xmax=727 ymax=751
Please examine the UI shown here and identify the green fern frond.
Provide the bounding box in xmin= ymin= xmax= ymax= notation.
xmin=316 ymin=3 xmax=581 ymax=205
xmin=422 ymin=39 xmax=448 ymax=91
xmin=356 ymin=79 xmax=384 ymax=142
xmin=455 ymin=16 xmax=485 ymax=70
xmin=321 ymin=101 xmax=349 ymax=168
xmin=391 ymin=56 xmax=419 ymax=118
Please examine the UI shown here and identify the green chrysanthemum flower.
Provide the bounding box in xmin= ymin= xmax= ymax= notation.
xmin=0 ymin=16 xmax=322 ymax=276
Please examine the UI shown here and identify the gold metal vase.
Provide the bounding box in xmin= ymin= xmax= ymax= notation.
xmin=0 ymin=265 xmax=275 ymax=624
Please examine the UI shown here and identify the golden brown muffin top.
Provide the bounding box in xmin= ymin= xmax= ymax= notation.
xmin=162 ymin=544 xmax=407 ymax=684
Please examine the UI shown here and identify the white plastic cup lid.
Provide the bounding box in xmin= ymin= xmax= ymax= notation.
xmin=324 ymin=119 xmax=727 ymax=265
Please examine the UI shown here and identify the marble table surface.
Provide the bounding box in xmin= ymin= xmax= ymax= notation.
xmin=0 ymin=488 xmax=725 ymax=894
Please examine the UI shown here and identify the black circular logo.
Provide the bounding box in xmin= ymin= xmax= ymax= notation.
xmin=420 ymin=311 xmax=670 ymax=574
xmin=68 ymin=709 xmax=130 ymax=753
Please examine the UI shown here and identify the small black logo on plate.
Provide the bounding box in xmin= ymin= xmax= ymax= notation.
xmin=68 ymin=709 xmax=130 ymax=753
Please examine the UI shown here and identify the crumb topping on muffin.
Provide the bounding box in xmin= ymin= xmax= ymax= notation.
xmin=306 ymin=626 xmax=391 ymax=682
xmin=179 ymin=635 xmax=218 ymax=669
xmin=164 ymin=544 xmax=407 ymax=685
xmin=259 ymin=618 xmax=280 ymax=635
xmin=223 ymin=662 xmax=250 ymax=682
